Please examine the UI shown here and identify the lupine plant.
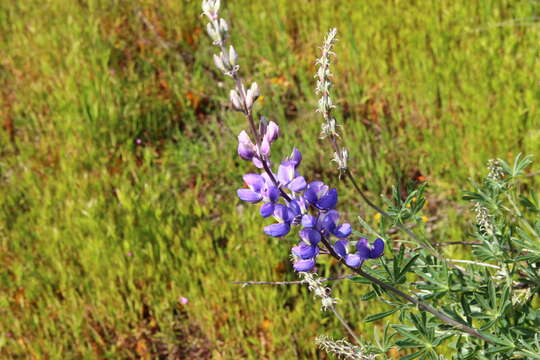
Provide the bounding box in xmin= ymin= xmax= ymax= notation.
xmin=201 ymin=1 xmax=539 ymax=358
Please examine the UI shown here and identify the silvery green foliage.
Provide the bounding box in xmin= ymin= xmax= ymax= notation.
xmin=200 ymin=2 xmax=540 ymax=359
xmin=315 ymin=335 xmax=376 ymax=360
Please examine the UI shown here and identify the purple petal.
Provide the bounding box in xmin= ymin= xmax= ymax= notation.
xmin=288 ymin=200 xmax=302 ymax=216
xmin=237 ymin=189 xmax=262 ymax=203
xmin=252 ymin=157 xmax=265 ymax=169
xmin=299 ymin=228 xmax=321 ymax=245
xmin=292 ymin=242 xmax=319 ymax=259
xmin=273 ymin=204 xmax=292 ymax=223
xmin=333 ymin=223 xmax=352 ymax=238
xmin=264 ymin=223 xmax=291 ymax=237
xmin=317 ymin=188 xmax=338 ymax=210
xmin=293 ymin=258 xmax=315 ymax=272
xmin=265 ymin=121 xmax=279 ymax=143
xmin=369 ymin=238 xmax=385 ymax=259
xmin=260 ymin=137 xmax=271 ymax=157
xmin=289 ymin=148 xmax=302 ymax=167
xmin=321 ymin=210 xmax=339 ymax=233
xmin=345 ymin=254 xmax=363 ymax=268
xmin=260 ymin=202 xmax=275 ymax=218
xmin=356 ymin=238 xmax=370 ymax=259
xmin=304 ymin=187 xmax=317 ymax=204
xmin=288 ymin=176 xmax=307 ymax=192
xmin=243 ymin=174 xmax=265 ymax=192
xmin=301 ymin=214 xmax=316 ymax=228
xmin=334 ymin=239 xmax=348 ymax=258
xmin=266 ymin=186 xmax=279 ymax=202
xmin=238 ymin=130 xmax=253 ymax=145
xmin=277 ymin=161 xmax=295 ymax=185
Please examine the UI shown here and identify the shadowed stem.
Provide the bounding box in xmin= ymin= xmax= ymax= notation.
xmin=232 ymin=274 xmax=354 ymax=286
xmin=318 ymin=236 xmax=494 ymax=344
xmin=331 ymin=305 xmax=361 ymax=345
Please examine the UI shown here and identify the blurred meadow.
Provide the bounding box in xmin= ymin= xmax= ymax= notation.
xmin=0 ymin=0 xmax=539 ymax=358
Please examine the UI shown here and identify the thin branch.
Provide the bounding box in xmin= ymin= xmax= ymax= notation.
xmin=331 ymin=305 xmax=361 ymax=345
xmin=448 ymin=259 xmax=501 ymax=270
xmin=232 ymin=274 xmax=354 ymax=286
xmin=433 ymin=241 xmax=481 ymax=247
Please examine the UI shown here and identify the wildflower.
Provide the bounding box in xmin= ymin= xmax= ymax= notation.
xmin=292 ymin=228 xmax=322 ymax=271
xmin=179 ymin=297 xmax=189 ymax=305
xmin=304 ymin=181 xmax=338 ymax=210
xmin=236 ymin=174 xmax=279 ymax=217
xmin=334 ymin=240 xmax=363 ymax=268
xmin=264 ymin=204 xmax=294 ymax=237
xmin=334 ymin=237 xmax=384 ymax=268
xmin=320 ymin=210 xmax=352 ymax=238
xmin=356 ymin=237 xmax=385 ymax=259
xmin=277 ymin=160 xmax=307 ymax=192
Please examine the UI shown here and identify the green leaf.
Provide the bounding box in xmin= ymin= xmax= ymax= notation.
xmin=364 ymin=308 xmax=399 ymax=322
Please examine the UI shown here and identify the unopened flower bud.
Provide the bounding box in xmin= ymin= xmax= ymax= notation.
xmin=245 ymin=82 xmax=260 ymax=109
xmin=265 ymin=121 xmax=279 ymax=143
xmin=229 ymin=89 xmax=243 ymax=111
xmin=202 ymin=0 xmax=221 ymax=19
xmin=218 ymin=18 xmax=228 ymax=37
xmin=229 ymin=45 xmax=238 ymax=67
xmin=213 ymin=53 xmax=227 ymax=73
xmin=237 ymin=130 xmax=255 ymax=160
xmin=206 ymin=23 xmax=220 ymax=43
xmin=260 ymin=137 xmax=271 ymax=157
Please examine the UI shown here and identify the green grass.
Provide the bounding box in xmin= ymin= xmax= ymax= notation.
xmin=0 ymin=0 xmax=538 ymax=358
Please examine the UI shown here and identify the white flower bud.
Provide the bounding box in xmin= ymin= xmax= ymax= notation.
xmin=206 ymin=23 xmax=220 ymax=43
xmin=213 ymin=53 xmax=226 ymax=73
xmin=229 ymin=89 xmax=243 ymax=111
xmin=245 ymin=82 xmax=259 ymax=109
xmin=202 ymin=0 xmax=220 ymax=20
xmin=218 ymin=18 xmax=228 ymax=36
xmin=228 ymin=45 xmax=238 ymax=67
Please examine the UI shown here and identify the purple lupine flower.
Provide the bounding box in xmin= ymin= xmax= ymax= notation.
xmin=264 ymin=204 xmax=293 ymax=237
xmin=237 ymin=174 xmax=280 ymax=217
xmin=293 ymin=258 xmax=316 ymax=272
xmin=292 ymin=228 xmax=321 ymax=271
xmin=237 ymin=174 xmax=265 ymax=203
xmin=334 ymin=240 xmax=363 ymax=268
xmin=356 ymin=237 xmax=385 ymax=259
xmin=288 ymin=148 xmax=302 ymax=167
xmin=320 ymin=210 xmax=352 ymax=238
xmin=277 ymin=161 xmax=307 ymax=192
xmin=259 ymin=182 xmax=280 ymax=218
xmin=304 ymin=181 xmax=338 ymax=210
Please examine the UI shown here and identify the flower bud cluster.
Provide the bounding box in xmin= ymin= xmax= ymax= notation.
xmin=203 ymin=0 xmax=240 ymax=77
xmin=487 ymin=159 xmax=504 ymax=182
xmin=315 ymin=335 xmax=376 ymax=360
xmin=474 ymin=202 xmax=494 ymax=236
xmin=299 ymin=272 xmax=338 ymax=311
xmin=316 ymin=28 xmax=338 ymax=139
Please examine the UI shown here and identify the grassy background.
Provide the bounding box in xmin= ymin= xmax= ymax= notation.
xmin=0 ymin=0 xmax=538 ymax=358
